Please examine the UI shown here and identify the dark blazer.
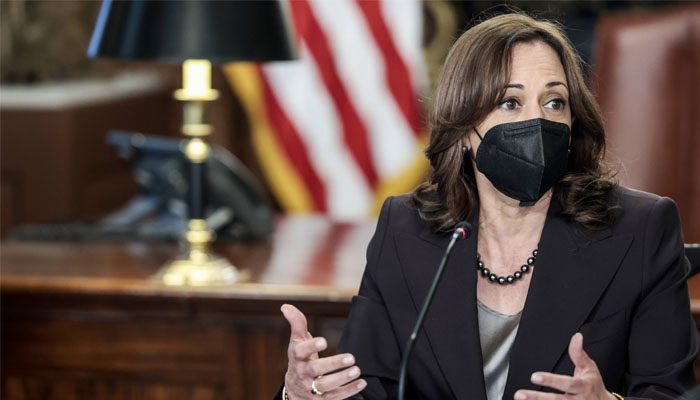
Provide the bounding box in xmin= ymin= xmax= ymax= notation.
xmin=335 ymin=187 xmax=698 ymax=399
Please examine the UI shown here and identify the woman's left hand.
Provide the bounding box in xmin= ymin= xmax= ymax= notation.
xmin=514 ymin=333 xmax=617 ymax=400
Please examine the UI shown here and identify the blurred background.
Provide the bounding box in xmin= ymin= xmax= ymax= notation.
xmin=1 ymin=1 xmax=699 ymax=399
xmin=2 ymin=0 xmax=698 ymax=240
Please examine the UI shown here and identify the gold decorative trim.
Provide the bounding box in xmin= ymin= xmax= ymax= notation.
xmin=184 ymin=138 xmax=210 ymax=162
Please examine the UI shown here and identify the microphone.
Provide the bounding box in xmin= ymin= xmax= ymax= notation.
xmin=397 ymin=221 xmax=472 ymax=400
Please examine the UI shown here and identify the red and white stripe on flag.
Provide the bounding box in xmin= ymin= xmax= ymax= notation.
xmin=224 ymin=0 xmax=428 ymax=219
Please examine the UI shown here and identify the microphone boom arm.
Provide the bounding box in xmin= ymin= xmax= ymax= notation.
xmin=397 ymin=223 xmax=471 ymax=400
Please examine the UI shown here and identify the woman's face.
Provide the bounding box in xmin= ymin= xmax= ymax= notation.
xmin=466 ymin=40 xmax=572 ymax=152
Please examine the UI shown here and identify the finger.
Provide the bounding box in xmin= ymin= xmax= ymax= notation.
xmin=568 ymin=332 xmax=594 ymax=370
xmin=291 ymin=337 xmax=327 ymax=360
xmin=530 ymin=372 xmax=584 ymax=394
xmin=305 ymin=353 xmax=356 ymax=378
xmin=323 ymin=379 xmax=367 ymax=400
xmin=514 ymin=389 xmax=565 ymax=400
xmin=281 ymin=304 xmax=309 ymax=341
xmin=313 ymin=365 xmax=361 ymax=393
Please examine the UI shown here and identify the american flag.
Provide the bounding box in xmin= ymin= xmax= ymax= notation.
xmin=224 ymin=0 xmax=427 ymax=219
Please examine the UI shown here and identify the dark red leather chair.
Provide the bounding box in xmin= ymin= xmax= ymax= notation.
xmin=592 ymin=5 xmax=700 ymax=243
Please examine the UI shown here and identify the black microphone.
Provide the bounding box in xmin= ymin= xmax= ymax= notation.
xmin=397 ymin=221 xmax=472 ymax=400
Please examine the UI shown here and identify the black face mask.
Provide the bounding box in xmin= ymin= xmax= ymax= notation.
xmin=465 ymin=118 xmax=570 ymax=206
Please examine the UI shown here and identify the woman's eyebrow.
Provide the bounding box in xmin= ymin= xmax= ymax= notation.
xmin=546 ymin=81 xmax=568 ymax=90
xmin=505 ymin=82 xmax=569 ymax=91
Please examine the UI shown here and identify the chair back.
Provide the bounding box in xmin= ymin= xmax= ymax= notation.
xmin=592 ymin=5 xmax=700 ymax=243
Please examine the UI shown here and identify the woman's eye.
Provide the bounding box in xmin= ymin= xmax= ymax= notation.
xmin=545 ymin=98 xmax=566 ymax=111
xmin=500 ymin=99 xmax=519 ymax=111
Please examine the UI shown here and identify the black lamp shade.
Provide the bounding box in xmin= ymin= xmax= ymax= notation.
xmin=87 ymin=0 xmax=297 ymax=63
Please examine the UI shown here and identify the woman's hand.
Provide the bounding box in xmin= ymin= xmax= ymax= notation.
xmin=281 ymin=304 xmax=367 ymax=399
xmin=514 ymin=333 xmax=617 ymax=400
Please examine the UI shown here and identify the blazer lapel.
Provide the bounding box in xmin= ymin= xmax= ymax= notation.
xmin=503 ymin=204 xmax=633 ymax=399
xmin=395 ymin=210 xmax=486 ymax=400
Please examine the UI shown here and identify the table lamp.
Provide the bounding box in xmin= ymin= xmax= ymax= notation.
xmin=87 ymin=0 xmax=296 ymax=285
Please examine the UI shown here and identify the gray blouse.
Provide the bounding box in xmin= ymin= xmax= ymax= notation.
xmin=477 ymin=300 xmax=522 ymax=400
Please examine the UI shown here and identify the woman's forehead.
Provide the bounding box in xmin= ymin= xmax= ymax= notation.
xmin=508 ymin=41 xmax=567 ymax=86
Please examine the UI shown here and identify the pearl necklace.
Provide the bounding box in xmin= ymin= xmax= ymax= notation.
xmin=477 ymin=249 xmax=538 ymax=285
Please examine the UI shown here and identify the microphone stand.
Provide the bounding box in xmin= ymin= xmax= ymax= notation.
xmin=397 ymin=222 xmax=472 ymax=400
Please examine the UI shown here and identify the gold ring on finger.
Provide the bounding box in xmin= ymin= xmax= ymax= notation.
xmin=310 ymin=377 xmax=324 ymax=396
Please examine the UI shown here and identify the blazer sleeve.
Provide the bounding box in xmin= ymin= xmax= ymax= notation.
xmin=337 ymin=196 xmax=405 ymax=399
xmin=624 ymin=197 xmax=700 ymax=398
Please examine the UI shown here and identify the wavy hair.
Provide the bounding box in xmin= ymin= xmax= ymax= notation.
xmin=412 ymin=12 xmax=617 ymax=232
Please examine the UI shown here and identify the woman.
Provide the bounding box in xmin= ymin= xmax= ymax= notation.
xmin=278 ymin=13 xmax=699 ymax=400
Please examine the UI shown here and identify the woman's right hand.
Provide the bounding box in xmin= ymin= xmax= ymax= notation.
xmin=281 ymin=304 xmax=367 ymax=399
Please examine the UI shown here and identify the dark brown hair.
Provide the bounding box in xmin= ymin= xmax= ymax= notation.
xmin=412 ymin=12 xmax=617 ymax=232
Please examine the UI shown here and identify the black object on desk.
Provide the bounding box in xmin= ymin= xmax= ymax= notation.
xmin=11 ymin=131 xmax=273 ymax=242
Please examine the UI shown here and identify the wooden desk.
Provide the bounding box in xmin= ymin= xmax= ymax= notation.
xmin=3 ymin=219 xmax=700 ymax=399
xmin=1 ymin=217 xmax=376 ymax=400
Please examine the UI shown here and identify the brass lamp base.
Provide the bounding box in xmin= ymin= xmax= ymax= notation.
xmin=157 ymin=250 xmax=246 ymax=286
xmin=155 ymin=219 xmax=247 ymax=286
